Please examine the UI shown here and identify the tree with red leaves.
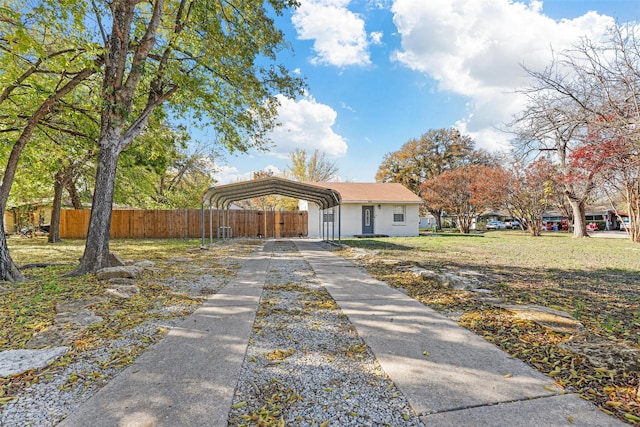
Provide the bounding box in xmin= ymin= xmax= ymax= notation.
xmin=570 ymin=125 xmax=640 ymax=241
xmin=420 ymin=165 xmax=509 ymax=233
xmin=513 ymin=25 xmax=640 ymax=240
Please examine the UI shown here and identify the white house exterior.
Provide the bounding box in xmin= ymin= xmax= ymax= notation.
xmin=299 ymin=182 xmax=421 ymax=238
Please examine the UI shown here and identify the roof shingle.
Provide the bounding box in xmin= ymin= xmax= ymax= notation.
xmin=306 ymin=182 xmax=421 ymax=203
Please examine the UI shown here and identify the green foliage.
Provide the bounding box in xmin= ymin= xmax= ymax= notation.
xmin=116 ymin=122 xmax=216 ymax=209
xmin=376 ymin=128 xmax=494 ymax=194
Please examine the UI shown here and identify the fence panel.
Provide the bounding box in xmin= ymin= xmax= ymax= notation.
xmin=58 ymin=209 xmax=308 ymax=239
xmin=59 ymin=209 xmax=90 ymax=238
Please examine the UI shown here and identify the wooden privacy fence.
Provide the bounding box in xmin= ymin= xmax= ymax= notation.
xmin=59 ymin=209 xmax=308 ymax=239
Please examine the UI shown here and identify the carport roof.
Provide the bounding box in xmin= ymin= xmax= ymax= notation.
xmin=201 ymin=177 xmax=342 ymax=210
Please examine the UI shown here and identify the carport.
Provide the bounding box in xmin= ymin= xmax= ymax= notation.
xmin=201 ymin=177 xmax=342 ymax=245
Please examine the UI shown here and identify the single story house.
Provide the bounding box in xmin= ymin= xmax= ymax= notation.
xmin=4 ymin=203 xmax=52 ymax=234
xmin=299 ymin=182 xmax=422 ymax=238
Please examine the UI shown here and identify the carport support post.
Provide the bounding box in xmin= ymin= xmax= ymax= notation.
xmin=332 ymin=208 xmax=335 ymax=242
xmin=201 ymin=202 xmax=205 ymax=248
xmin=338 ymin=204 xmax=341 ymax=246
xmin=216 ymin=207 xmax=220 ymax=239
xmin=209 ymin=204 xmax=213 ymax=245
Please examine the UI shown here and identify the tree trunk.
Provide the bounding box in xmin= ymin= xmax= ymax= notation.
xmin=0 ymin=66 xmax=96 ymax=281
xmin=428 ymin=208 xmax=442 ymax=230
xmin=528 ymin=218 xmax=542 ymax=236
xmin=0 ymin=232 xmax=22 ymax=281
xmin=0 ymin=139 xmax=30 ymax=281
xmin=68 ymin=142 xmax=120 ymax=275
xmin=48 ymin=170 xmax=64 ymax=243
xmin=66 ymin=178 xmax=83 ymax=209
xmin=626 ymin=187 xmax=640 ymax=243
xmin=567 ymin=197 xmax=588 ymax=238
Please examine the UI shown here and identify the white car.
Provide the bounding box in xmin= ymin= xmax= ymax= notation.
xmin=486 ymin=220 xmax=507 ymax=230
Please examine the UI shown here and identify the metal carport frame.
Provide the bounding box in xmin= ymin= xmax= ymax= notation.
xmin=201 ymin=177 xmax=342 ymax=246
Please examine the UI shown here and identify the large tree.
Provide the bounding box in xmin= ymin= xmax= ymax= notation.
xmin=565 ymin=26 xmax=640 ymax=242
xmin=0 ymin=2 xmax=99 ymax=280
xmin=512 ymin=24 xmax=640 ymax=239
xmin=70 ymin=0 xmax=304 ymax=275
xmin=420 ymin=165 xmax=509 ymax=234
xmin=376 ymin=128 xmax=494 ymax=229
xmin=512 ymin=84 xmax=593 ymax=238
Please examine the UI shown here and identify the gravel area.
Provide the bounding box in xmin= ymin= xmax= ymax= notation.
xmin=1 ymin=239 xmax=424 ymax=426
xmin=228 ymin=240 xmax=423 ymax=426
xmin=0 ymin=320 xmax=181 ymax=427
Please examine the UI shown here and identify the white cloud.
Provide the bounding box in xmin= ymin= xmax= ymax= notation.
xmin=213 ymin=164 xmax=284 ymax=184
xmin=370 ymin=31 xmax=384 ymax=45
xmin=267 ymin=94 xmax=348 ymax=158
xmin=213 ymin=165 xmax=250 ymax=184
xmin=292 ymin=0 xmax=372 ymax=67
xmin=390 ymin=0 xmax=616 ymax=150
xmin=340 ymin=101 xmax=356 ymax=112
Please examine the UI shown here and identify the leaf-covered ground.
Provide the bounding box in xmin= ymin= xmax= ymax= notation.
xmin=0 ymin=237 xmax=259 ymax=410
xmin=340 ymin=231 xmax=640 ymax=425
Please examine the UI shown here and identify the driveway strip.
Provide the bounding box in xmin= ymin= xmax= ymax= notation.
xmin=58 ymin=242 xmax=272 ymax=427
xmin=58 ymin=239 xmax=625 ymax=426
xmin=294 ymin=240 xmax=625 ymax=426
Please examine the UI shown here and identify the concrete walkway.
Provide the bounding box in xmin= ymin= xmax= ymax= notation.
xmin=59 ymin=240 xmax=625 ymax=426
xmin=295 ymin=241 xmax=624 ymax=427
xmin=59 ymin=242 xmax=271 ymax=427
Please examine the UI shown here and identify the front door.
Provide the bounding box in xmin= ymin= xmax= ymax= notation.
xmin=362 ymin=206 xmax=374 ymax=234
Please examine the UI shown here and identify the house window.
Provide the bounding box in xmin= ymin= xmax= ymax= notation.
xmin=393 ymin=205 xmax=405 ymax=223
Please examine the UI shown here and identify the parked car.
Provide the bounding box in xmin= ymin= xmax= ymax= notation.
xmin=486 ymin=220 xmax=507 ymax=230
xmin=506 ymin=220 xmax=520 ymax=229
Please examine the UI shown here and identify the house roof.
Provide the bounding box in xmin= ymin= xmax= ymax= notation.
xmin=306 ymin=182 xmax=422 ymax=204
xmin=202 ymin=178 xmax=421 ymax=210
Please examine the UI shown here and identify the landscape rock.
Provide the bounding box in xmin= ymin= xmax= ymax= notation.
xmin=0 ymin=347 xmax=69 ymax=377
xmin=499 ymin=304 xmax=585 ymax=334
xmin=56 ymin=296 xmax=106 ymax=313
xmin=559 ymin=333 xmax=640 ymax=372
xmin=403 ymin=266 xmax=484 ymax=291
xmin=25 ymin=297 xmax=106 ymax=349
xmin=109 ymin=252 xmax=126 ymax=267
xmin=107 ymin=277 xmax=136 ymax=285
xmin=168 ymin=257 xmax=193 ymax=263
xmin=134 ymin=260 xmax=156 ymax=268
xmin=55 ymin=309 xmax=103 ymax=327
xmin=377 ymin=259 xmax=407 ymax=267
xmin=96 ymin=266 xmax=143 ymax=280
xmin=105 ymin=284 xmax=140 ymax=299
xmin=349 ymin=248 xmax=378 ymax=259
xmin=25 ymin=325 xmax=83 ymax=349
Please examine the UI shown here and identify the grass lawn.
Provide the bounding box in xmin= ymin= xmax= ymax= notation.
xmin=341 ymin=230 xmax=640 ymax=424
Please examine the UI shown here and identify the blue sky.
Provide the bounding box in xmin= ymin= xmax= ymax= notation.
xmin=212 ymin=0 xmax=639 ymax=184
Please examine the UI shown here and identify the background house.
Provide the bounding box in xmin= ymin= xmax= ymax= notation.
xmin=4 ymin=203 xmax=52 ymax=234
xmin=299 ymin=182 xmax=421 ymax=238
